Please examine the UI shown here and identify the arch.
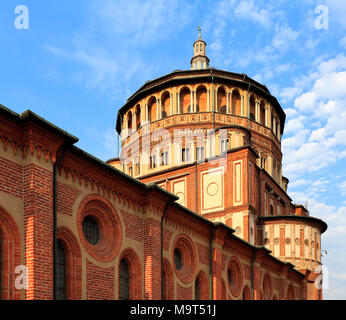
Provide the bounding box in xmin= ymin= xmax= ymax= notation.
xmin=195 ymin=270 xmax=208 ymax=300
xmin=127 ymin=112 xmax=132 ymax=135
xmin=262 ymin=273 xmax=273 ymax=300
xmin=180 ymin=87 xmax=191 ymax=114
xmin=118 ymin=248 xmax=142 ymax=300
xmin=232 ymin=89 xmax=241 ymax=116
xmin=162 ymin=258 xmax=174 ymax=300
xmin=135 ymin=104 xmax=141 ymax=130
xmin=286 ymin=284 xmax=295 ymax=300
xmin=260 ymin=101 xmax=266 ymax=126
xmin=249 ymin=95 xmax=256 ymax=121
xmin=0 ymin=206 xmax=21 ymax=300
xmin=242 ymin=284 xmax=251 ymax=300
xmin=196 ymin=85 xmax=207 ymax=112
xmin=57 ymin=226 xmax=82 ymax=300
xmin=148 ymin=96 xmax=157 ymax=123
xmin=217 ymin=86 xmax=227 ymax=113
xmin=161 ymin=91 xmax=170 ymax=118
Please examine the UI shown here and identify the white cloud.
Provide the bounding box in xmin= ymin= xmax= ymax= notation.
xmin=340 ymin=37 xmax=346 ymax=48
xmin=339 ymin=180 xmax=346 ymax=196
xmin=272 ymin=24 xmax=300 ymax=52
xmin=233 ymin=0 xmax=272 ymax=28
xmin=284 ymin=116 xmax=306 ymax=135
xmin=294 ymin=91 xmax=317 ymax=112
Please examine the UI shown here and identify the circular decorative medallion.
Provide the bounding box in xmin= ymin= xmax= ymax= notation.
xmin=207 ymin=182 xmax=219 ymax=196
xmin=295 ymin=238 xmax=300 ymax=245
xmin=285 ymin=237 xmax=291 ymax=245
xmin=235 ymin=226 xmax=242 ymax=235
xmin=304 ymin=239 xmax=309 ymax=246
xmin=274 ymin=237 xmax=279 ymax=245
xmin=264 ymin=238 xmax=270 ymax=245
xmin=176 ymin=192 xmax=185 ymax=204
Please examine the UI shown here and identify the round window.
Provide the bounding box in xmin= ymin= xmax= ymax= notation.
xmin=226 ymin=257 xmax=243 ymax=297
xmin=82 ymin=215 xmax=100 ymax=245
xmin=77 ymin=195 xmax=122 ymax=262
xmin=228 ymin=268 xmax=233 ymax=285
xmin=172 ymin=234 xmax=197 ymax=283
xmin=174 ymin=248 xmax=182 ymax=270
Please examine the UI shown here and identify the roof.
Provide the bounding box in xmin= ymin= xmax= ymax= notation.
xmin=115 ymin=68 xmax=286 ymax=134
xmin=259 ymin=215 xmax=328 ymax=233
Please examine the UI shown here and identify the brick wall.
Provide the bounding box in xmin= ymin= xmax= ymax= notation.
xmin=86 ymin=259 xmax=114 ymax=300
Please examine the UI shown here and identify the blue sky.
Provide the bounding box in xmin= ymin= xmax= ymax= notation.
xmin=1 ymin=0 xmax=345 ymax=299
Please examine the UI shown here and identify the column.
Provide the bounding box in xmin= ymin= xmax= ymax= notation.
xmin=157 ymin=98 xmax=161 ymax=119
xmin=170 ymin=93 xmax=173 ymax=115
xmin=177 ymin=92 xmax=180 ymax=113
xmin=241 ymin=95 xmax=244 ymax=116
xmin=207 ymin=89 xmax=210 ymax=111
xmin=132 ymin=111 xmax=136 ymax=131
xmin=145 ymin=101 xmax=149 ymax=123
xmin=229 ymin=92 xmax=233 ymax=114
xmin=190 ymin=89 xmax=193 ymax=113
xmin=193 ymin=90 xmax=197 ymax=112
xmin=215 ymin=87 xmax=218 ymax=111
xmin=255 ymin=101 xmax=259 ymax=123
xmin=226 ymin=92 xmax=229 ymax=114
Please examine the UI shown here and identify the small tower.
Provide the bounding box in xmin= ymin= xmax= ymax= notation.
xmin=191 ymin=26 xmax=210 ymax=70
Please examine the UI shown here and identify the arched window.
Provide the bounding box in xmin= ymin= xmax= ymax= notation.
xmin=148 ymin=97 xmax=157 ymax=123
xmin=232 ymin=90 xmax=241 ymax=116
xmin=196 ymin=86 xmax=207 ymax=112
xmin=270 ymin=204 xmax=274 ymax=216
xmin=135 ymin=105 xmax=141 ymax=129
xmin=180 ymin=87 xmax=191 ymax=114
xmin=127 ymin=112 xmax=132 ymax=135
xmin=217 ymin=87 xmax=226 ymax=112
xmin=220 ymin=105 xmax=227 ymax=114
xmin=260 ymin=101 xmax=266 ymax=126
xmin=249 ymin=96 xmax=256 ymax=120
xmin=242 ymin=285 xmax=251 ymax=300
xmin=161 ymin=91 xmax=170 ymax=118
xmin=119 ymin=259 xmax=130 ymax=300
xmin=195 ymin=277 xmax=201 ymax=300
xmin=56 ymin=240 xmax=66 ymax=300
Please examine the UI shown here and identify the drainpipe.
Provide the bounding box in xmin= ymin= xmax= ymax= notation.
xmin=161 ymin=199 xmax=173 ymax=300
xmin=251 ymin=247 xmax=257 ymax=300
xmin=53 ymin=144 xmax=67 ymax=300
xmin=194 ymin=162 xmax=198 ymax=213
xmin=211 ymin=70 xmax=215 ymax=130
xmin=209 ymin=228 xmax=214 ymax=300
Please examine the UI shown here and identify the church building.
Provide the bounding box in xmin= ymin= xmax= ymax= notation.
xmin=0 ymin=30 xmax=326 ymax=300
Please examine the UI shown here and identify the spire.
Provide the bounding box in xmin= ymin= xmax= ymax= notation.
xmin=191 ymin=27 xmax=210 ymax=70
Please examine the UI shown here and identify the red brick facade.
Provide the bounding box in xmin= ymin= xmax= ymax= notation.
xmin=0 ymin=57 xmax=326 ymax=303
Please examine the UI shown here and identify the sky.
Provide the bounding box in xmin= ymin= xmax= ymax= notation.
xmin=0 ymin=0 xmax=345 ymax=299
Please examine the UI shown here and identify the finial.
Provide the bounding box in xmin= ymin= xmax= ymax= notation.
xmin=198 ymin=26 xmax=201 ymax=39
